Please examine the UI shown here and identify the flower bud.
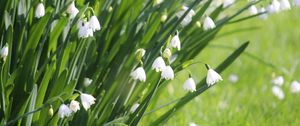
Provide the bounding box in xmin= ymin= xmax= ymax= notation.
xmin=48 ymin=105 xmax=54 ymax=117
xmin=84 ymin=78 xmax=93 ymax=87
xmin=160 ymin=14 xmax=167 ymax=22
xmin=135 ymin=48 xmax=146 ymax=62
xmin=196 ymin=21 xmax=201 ymax=28
xmin=108 ymin=6 xmax=113 ymax=12
xmin=163 ymin=48 xmax=171 ymax=59
xmin=1 ymin=44 xmax=9 ymax=61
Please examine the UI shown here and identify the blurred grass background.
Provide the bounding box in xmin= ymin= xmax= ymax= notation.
xmin=142 ymin=4 xmax=300 ymax=126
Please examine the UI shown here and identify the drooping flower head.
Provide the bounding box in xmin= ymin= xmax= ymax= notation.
xmin=183 ymin=77 xmax=196 ymax=92
xmin=1 ymin=44 xmax=9 ymax=60
xmin=152 ymin=57 xmax=166 ymax=72
xmin=88 ymin=16 xmax=101 ymax=32
xmin=84 ymin=77 xmax=93 ymax=87
xmin=161 ymin=65 xmax=174 ymax=80
xmin=80 ymin=93 xmax=96 ymax=111
xmin=35 ymin=2 xmax=45 ymax=18
xmin=205 ymin=64 xmax=223 ymax=86
xmin=130 ymin=67 xmax=146 ymax=82
xmin=78 ymin=20 xmax=93 ymax=38
xmin=170 ymin=31 xmax=181 ymax=51
xmin=272 ymin=76 xmax=284 ymax=86
xmin=249 ymin=5 xmax=258 ymax=15
xmin=176 ymin=6 xmax=195 ymax=26
xmin=58 ymin=104 xmax=72 ymax=118
xmin=203 ymin=16 xmax=216 ymax=31
xmin=69 ymin=100 xmax=80 ymax=113
xmin=66 ymin=1 xmax=79 ymax=19
xmin=280 ymin=0 xmax=291 ymax=10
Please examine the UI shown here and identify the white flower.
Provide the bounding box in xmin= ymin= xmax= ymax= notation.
xmin=58 ymin=104 xmax=72 ymax=118
xmin=152 ymin=57 xmax=166 ymax=72
xmin=1 ymin=45 xmax=8 ymax=59
xmin=161 ymin=66 xmax=174 ymax=80
xmin=280 ymin=0 xmax=291 ymax=10
xmin=259 ymin=7 xmax=268 ymax=20
xmin=69 ymin=100 xmax=80 ymax=113
xmin=206 ymin=64 xmax=223 ymax=86
xmin=130 ymin=103 xmax=140 ymax=113
xmin=176 ymin=6 xmax=195 ymax=26
xmin=223 ymin=0 xmax=235 ymax=8
xmin=272 ymin=76 xmax=284 ymax=86
xmin=249 ymin=5 xmax=258 ymax=15
xmin=272 ymin=86 xmax=284 ymax=100
xmin=268 ymin=0 xmax=281 ymax=13
xmin=228 ymin=74 xmax=238 ymax=83
xmin=170 ymin=32 xmax=181 ymax=50
xmin=66 ymin=1 xmax=79 ymax=19
xmin=35 ymin=3 xmax=45 ymax=18
xmin=80 ymin=93 xmax=96 ymax=110
xmin=78 ymin=21 xmax=94 ymax=38
xmin=84 ymin=77 xmax=93 ymax=87
xmin=88 ymin=16 xmax=101 ymax=32
xmin=130 ymin=67 xmax=146 ymax=82
xmin=189 ymin=122 xmax=198 ymax=126
xmin=290 ymin=81 xmax=300 ymax=93
xmin=18 ymin=0 xmax=26 ymax=16
xmin=295 ymin=0 xmax=300 ymax=6
xmin=183 ymin=77 xmax=196 ymax=92
xmin=203 ymin=16 xmax=215 ymax=31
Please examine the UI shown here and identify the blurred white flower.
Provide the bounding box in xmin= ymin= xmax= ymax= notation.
xmin=163 ymin=48 xmax=172 ymax=59
xmin=176 ymin=6 xmax=195 ymax=26
xmin=272 ymin=76 xmax=284 ymax=86
xmin=249 ymin=5 xmax=258 ymax=15
xmin=268 ymin=0 xmax=281 ymax=13
xmin=189 ymin=122 xmax=198 ymax=126
xmin=272 ymin=86 xmax=284 ymax=100
xmin=295 ymin=0 xmax=300 ymax=6
xmin=130 ymin=67 xmax=146 ymax=82
xmin=183 ymin=77 xmax=196 ymax=92
xmin=154 ymin=0 xmax=164 ymax=5
xmin=78 ymin=21 xmax=93 ymax=38
xmin=206 ymin=64 xmax=223 ymax=86
xmin=259 ymin=7 xmax=268 ymax=20
xmin=161 ymin=66 xmax=174 ymax=80
xmin=89 ymin=16 xmax=101 ymax=32
xmin=280 ymin=0 xmax=291 ymax=10
xmin=35 ymin=3 xmax=45 ymax=18
xmin=69 ymin=100 xmax=80 ymax=113
xmin=223 ymin=0 xmax=235 ymax=8
xmin=170 ymin=32 xmax=181 ymax=50
xmin=18 ymin=0 xmax=26 ymax=16
xmin=84 ymin=77 xmax=93 ymax=87
xmin=130 ymin=103 xmax=140 ymax=113
xmin=203 ymin=16 xmax=215 ymax=31
xmin=290 ymin=80 xmax=300 ymax=93
xmin=228 ymin=74 xmax=239 ymax=83
xmin=1 ymin=45 xmax=9 ymax=59
xmin=58 ymin=104 xmax=72 ymax=118
xmin=152 ymin=57 xmax=166 ymax=72
xmin=80 ymin=93 xmax=96 ymax=110
xmin=66 ymin=1 xmax=79 ymax=19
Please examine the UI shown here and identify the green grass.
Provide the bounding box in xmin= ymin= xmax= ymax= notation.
xmin=142 ymin=6 xmax=300 ymax=126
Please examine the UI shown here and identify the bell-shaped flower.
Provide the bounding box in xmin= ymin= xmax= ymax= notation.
xmin=280 ymin=0 xmax=291 ymax=10
xmin=66 ymin=1 xmax=79 ymax=19
xmin=130 ymin=67 xmax=146 ymax=82
xmin=35 ymin=2 xmax=45 ymax=18
xmin=152 ymin=57 xmax=166 ymax=72
xmin=183 ymin=77 xmax=196 ymax=92
xmin=272 ymin=76 xmax=284 ymax=86
xmin=170 ymin=32 xmax=181 ymax=50
xmin=290 ymin=80 xmax=300 ymax=93
xmin=69 ymin=100 xmax=80 ymax=113
xmin=161 ymin=66 xmax=174 ymax=80
xmin=80 ymin=93 xmax=96 ymax=111
xmin=272 ymin=86 xmax=284 ymax=100
xmin=203 ymin=16 xmax=216 ymax=31
xmin=58 ymin=104 xmax=72 ymax=118
xmin=176 ymin=6 xmax=195 ymax=26
xmin=88 ymin=16 xmax=101 ymax=32
xmin=206 ymin=64 xmax=223 ymax=86
xmin=78 ymin=21 xmax=93 ymax=38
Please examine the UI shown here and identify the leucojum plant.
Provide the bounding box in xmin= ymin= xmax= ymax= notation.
xmin=0 ymin=0 xmax=267 ymax=125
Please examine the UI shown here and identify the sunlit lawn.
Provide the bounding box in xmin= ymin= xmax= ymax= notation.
xmin=142 ymin=6 xmax=300 ymax=126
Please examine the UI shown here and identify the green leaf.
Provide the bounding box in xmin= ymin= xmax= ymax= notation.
xmin=25 ymin=84 xmax=38 ymax=126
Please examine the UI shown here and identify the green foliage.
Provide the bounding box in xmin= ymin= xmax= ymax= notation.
xmin=0 ymin=0 xmax=260 ymax=125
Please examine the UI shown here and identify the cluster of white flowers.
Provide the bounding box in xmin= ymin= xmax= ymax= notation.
xmin=58 ymin=93 xmax=96 ymax=118
xmin=270 ymin=75 xmax=300 ymax=100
